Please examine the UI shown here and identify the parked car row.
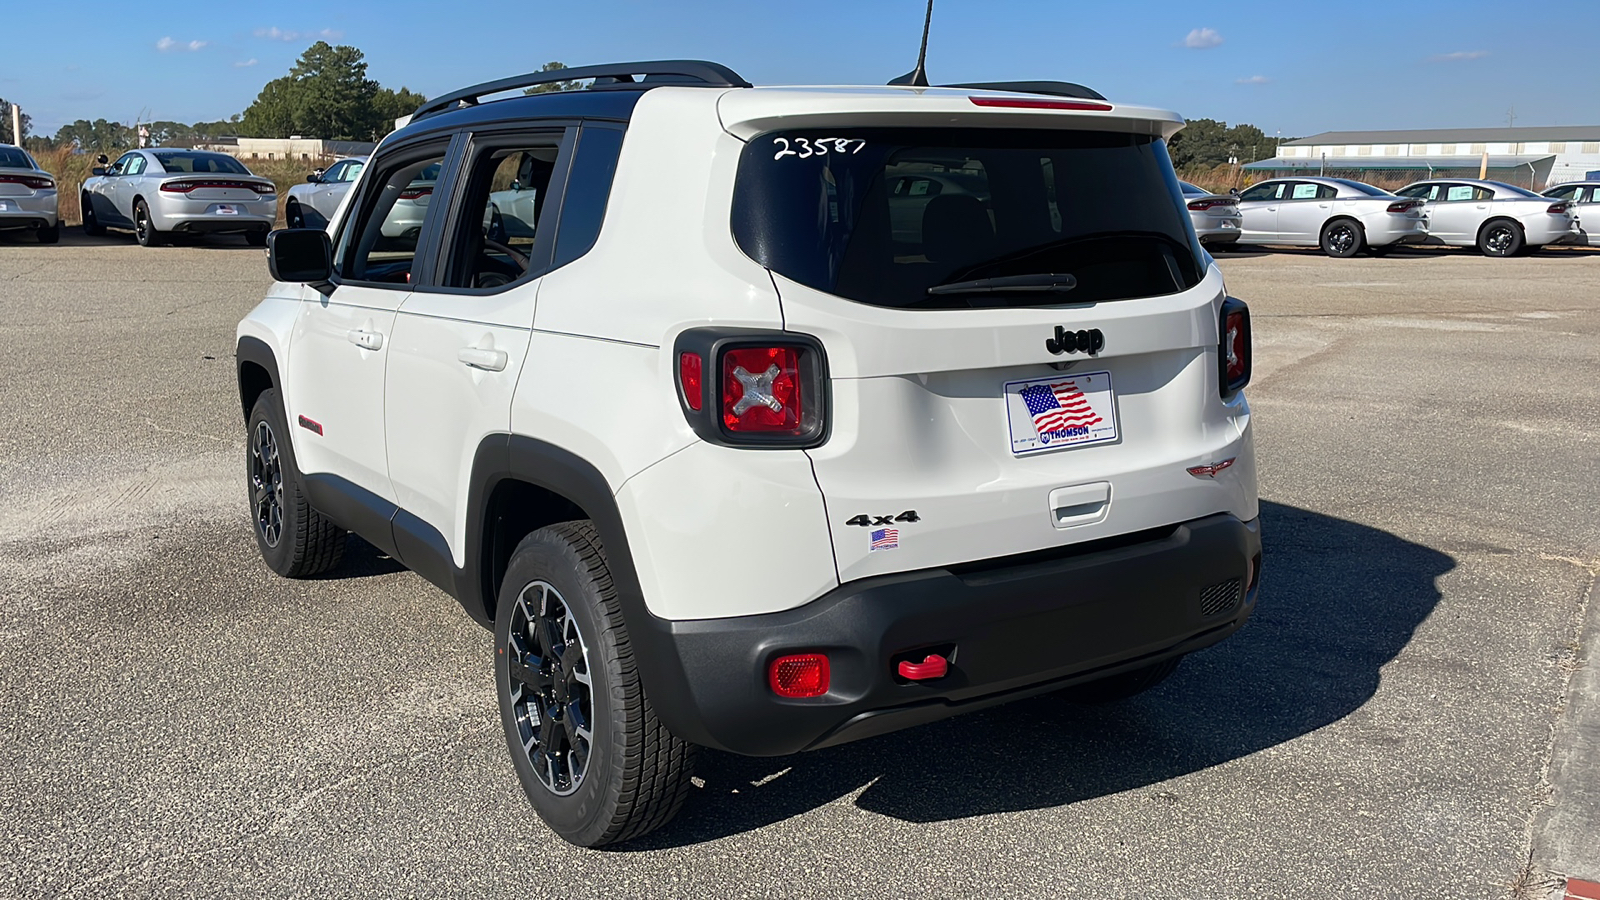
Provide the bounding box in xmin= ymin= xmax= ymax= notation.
xmin=4 ymin=140 xmax=1598 ymax=258
xmin=1207 ymin=175 xmax=1590 ymax=259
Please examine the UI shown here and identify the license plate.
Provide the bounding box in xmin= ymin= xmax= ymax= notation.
xmin=1005 ymin=371 xmax=1118 ymax=455
xmin=214 ymin=204 xmax=238 ymax=215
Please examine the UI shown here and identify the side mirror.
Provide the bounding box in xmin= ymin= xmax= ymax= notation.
xmin=267 ymin=228 xmax=334 ymax=293
xmin=96 ymin=154 xmax=109 ymax=164
xmin=1230 ymin=188 xmax=1240 ymax=196
xmin=91 ymin=167 xmax=107 ymax=177
xmin=307 ymin=170 xmax=323 ymax=183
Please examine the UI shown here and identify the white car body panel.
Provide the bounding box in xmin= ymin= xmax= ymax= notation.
xmin=0 ymin=145 xmax=60 ymax=232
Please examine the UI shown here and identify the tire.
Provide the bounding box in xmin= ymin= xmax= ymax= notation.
xmin=81 ymin=195 xmax=105 ymax=236
xmin=246 ymin=229 xmax=268 ymax=248
xmin=1319 ymin=218 xmax=1364 ymax=258
xmin=37 ymin=223 xmax=59 ymax=244
xmin=495 ymin=521 xmax=697 ymax=847
xmin=286 ymin=201 xmax=305 ymax=229
xmin=245 ymin=388 xmax=346 ymax=577
xmin=1477 ymin=218 xmax=1523 ymax=257
xmin=1060 ymin=656 xmax=1183 ymax=704
xmin=133 ymin=199 xmax=165 ymax=247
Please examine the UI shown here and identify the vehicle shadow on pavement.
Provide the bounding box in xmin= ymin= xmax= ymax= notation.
xmin=620 ymin=500 xmax=1454 ymax=849
xmin=315 ymin=534 xmax=407 ymax=579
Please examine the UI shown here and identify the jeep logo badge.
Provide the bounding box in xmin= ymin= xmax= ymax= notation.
xmin=1045 ymin=326 xmax=1105 ymax=356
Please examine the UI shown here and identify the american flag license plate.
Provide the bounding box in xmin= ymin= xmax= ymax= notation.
xmin=1004 ymin=371 xmax=1118 ymax=456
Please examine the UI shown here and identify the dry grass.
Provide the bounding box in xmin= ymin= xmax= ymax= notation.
xmin=29 ymin=146 xmax=321 ymax=226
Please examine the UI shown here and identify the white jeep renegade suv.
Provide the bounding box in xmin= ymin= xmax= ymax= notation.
xmin=237 ymin=61 xmax=1261 ymax=847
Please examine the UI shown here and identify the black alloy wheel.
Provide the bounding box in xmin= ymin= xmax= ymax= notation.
xmin=504 ymin=580 xmax=595 ymax=797
xmin=1478 ymin=220 xmax=1523 ymax=257
xmin=1320 ymin=219 xmax=1363 ymax=258
xmin=250 ymin=419 xmax=285 ymax=549
xmin=133 ymin=200 xmax=162 ymax=247
xmin=286 ymin=202 xmax=305 ymax=229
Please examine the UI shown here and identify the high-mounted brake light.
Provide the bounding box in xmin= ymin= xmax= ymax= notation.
xmin=768 ymin=653 xmax=830 ymax=698
xmin=1188 ymin=198 xmax=1233 ymax=211
xmin=0 ymin=174 xmax=54 ymax=190
xmin=678 ymin=352 xmax=703 ymax=412
xmin=969 ymin=96 xmax=1114 ymax=112
xmin=1219 ymin=297 xmax=1251 ymax=398
xmin=722 ymin=346 xmax=802 ymax=434
xmin=1387 ymin=201 xmax=1420 ymax=213
xmin=160 ymin=180 xmax=275 ymax=194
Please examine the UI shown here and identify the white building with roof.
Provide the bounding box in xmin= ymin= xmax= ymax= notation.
xmin=1246 ymin=126 xmax=1600 ymax=187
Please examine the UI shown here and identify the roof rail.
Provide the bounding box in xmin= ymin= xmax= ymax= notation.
xmin=941 ymin=81 xmax=1107 ymax=102
xmin=412 ymin=60 xmax=751 ymax=122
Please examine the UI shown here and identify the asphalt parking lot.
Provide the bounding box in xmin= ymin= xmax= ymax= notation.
xmin=2 ymin=233 xmax=1597 ymax=898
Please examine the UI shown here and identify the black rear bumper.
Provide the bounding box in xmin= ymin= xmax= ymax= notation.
xmin=636 ymin=513 xmax=1261 ymax=756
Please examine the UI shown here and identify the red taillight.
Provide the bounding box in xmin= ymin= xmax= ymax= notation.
xmin=160 ymin=180 xmax=275 ymax=194
xmin=1188 ymin=197 xmax=1233 ymax=211
xmin=1548 ymin=202 xmax=1571 ymax=215
xmin=399 ymin=187 xmax=432 ymax=201
xmin=0 ymin=174 xmax=54 ymax=190
xmin=722 ymin=346 xmax=802 ymax=434
xmin=1220 ymin=298 xmax=1251 ymax=397
xmin=768 ymin=653 xmax=830 ymax=698
xmin=1387 ymin=201 xmax=1419 ymax=213
xmin=970 ymin=96 xmax=1113 ymax=112
xmin=678 ymin=352 xmax=703 ymax=411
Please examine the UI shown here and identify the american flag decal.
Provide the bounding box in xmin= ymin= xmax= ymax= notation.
xmin=869 ymin=528 xmax=899 ymax=551
xmin=1020 ymin=380 xmax=1104 ymax=438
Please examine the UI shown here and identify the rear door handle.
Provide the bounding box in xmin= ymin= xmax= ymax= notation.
xmin=458 ymin=347 xmax=508 ymax=372
xmin=347 ymin=329 xmax=383 ymax=351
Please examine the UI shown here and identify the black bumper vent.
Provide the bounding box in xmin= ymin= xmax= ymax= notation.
xmin=1200 ymin=578 xmax=1242 ymax=618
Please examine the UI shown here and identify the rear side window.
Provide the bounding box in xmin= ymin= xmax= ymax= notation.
xmin=552 ymin=125 xmax=625 ymax=269
xmin=732 ymin=128 xmax=1203 ymax=309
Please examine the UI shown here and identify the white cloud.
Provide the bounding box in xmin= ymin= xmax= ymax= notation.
xmin=255 ymin=26 xmax=344 ymax=42
xmin=1236 ymin=75 xmax=1270 ymax=85
xmin=1182 ymin=27 xmax=1224 ymax=49
xmin=156 ymin=37 xmax=208 ymax=52
xmin=1429 ymin=50 xmax=1489 ymax=62
xmin=235 ymin=58 xmax=259 ymax=68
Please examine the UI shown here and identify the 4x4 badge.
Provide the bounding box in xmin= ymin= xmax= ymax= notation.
xmin=1045 ymin=326 xmax=1104 ymax=356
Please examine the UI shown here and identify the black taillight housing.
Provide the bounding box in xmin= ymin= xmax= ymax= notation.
xmin=1219 ymin=296 xmax=1251 ymax=399
xmin=673 ymin=327 xmax=829 ymax=448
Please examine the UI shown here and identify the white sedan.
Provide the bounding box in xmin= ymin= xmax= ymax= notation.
xmin=1234 ymin=176 xmax=1428 ymax=258
xmin=1395 ymin=179 xmax=1581 ymax=257
xmin=81 ymin=149 xmax=276 ymax=247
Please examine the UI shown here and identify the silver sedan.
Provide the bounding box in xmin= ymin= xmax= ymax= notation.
xmin=0 ymin=143 xmax=60 ymax=243
xmin=1178 ymin=181 xmax=1241 ymax=247
xmin=1234 ymin=176 xmax=1428 ymax=257
xmin=285 ymin=156 xmax=367 ymax=229
xmin=1541 ymin=181 xmax=1599 ymax=247
xmin=81 ymin=149 xmax=277 ymax=247
xmin=1395 ymin=179 xmax=1581 ymax=257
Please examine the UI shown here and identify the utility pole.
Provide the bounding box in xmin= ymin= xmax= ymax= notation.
xmin=1507 ymin=106 xmax=1516 ymax=128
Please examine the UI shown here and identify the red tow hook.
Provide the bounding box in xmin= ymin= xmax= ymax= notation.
xmin=897 ymin=654 xmax=949 ymax=681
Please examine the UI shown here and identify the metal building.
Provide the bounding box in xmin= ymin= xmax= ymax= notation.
xmin=1245 ymin=126 xmax=1600 ymax=187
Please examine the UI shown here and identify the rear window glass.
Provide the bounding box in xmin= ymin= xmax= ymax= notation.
xmin=732 ymin=128 xmax=1203 ymax=309
xmin=151 ymin=152 xmax=250 ymax=175
xmin=0 ymin=147 xmax=33 ymax=169
xmin=1332 ymin=179 xmax=1388 ymax=196
xmin=1486 ymin=182 xmax=1541 ymax=199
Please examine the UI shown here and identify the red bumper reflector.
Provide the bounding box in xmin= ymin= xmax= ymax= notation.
xmin=897 ymin=654 xmax=949 ymax=681
xmin=768 ymin=653 xmax=829 ymax=698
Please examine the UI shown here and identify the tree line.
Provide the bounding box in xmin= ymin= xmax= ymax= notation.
xmin=4 ymin=42 xmax=427 ymax=153
xmin=1169 ymin=119 xmax=1298 ymax=169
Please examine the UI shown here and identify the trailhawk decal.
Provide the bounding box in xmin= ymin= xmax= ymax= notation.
xmin=1005 ymin=371 xmax=1118 ymax=455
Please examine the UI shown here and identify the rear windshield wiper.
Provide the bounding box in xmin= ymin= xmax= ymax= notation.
xmin=926 ymin=273 xmax=1077 ymax=296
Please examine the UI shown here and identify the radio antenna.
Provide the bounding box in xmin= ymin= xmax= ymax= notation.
xmin=888 ymin=0 xmax=934 ymax=86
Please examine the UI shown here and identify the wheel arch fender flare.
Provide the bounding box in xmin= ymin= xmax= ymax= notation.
xmin=236 ymin=335 xmax=281 ymax=425
xmin=466 ymin=434 xmax=704 ymax=743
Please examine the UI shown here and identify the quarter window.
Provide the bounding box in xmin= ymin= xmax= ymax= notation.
xmin=552 ymin=125 xmax=625 ymax=269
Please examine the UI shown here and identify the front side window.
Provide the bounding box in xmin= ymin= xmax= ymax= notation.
xmin=1545 ymin=185 xmax=1577 ymax=201
xmin=110 ymin=153 xmax=139 ymax=176
xmin=338 ymin=161 xmax=365 ymax=183
xmin=732 ymin=127 xmax=1202 ymax=309
xmin=1397 ymin=184 xmax=1438 ymax=201
xmin=320 ymin=161 xmax=350 ymax=183
xmin=336 ymin=150 xmax=449 ymax=286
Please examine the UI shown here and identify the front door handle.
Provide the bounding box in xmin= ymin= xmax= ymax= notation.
xmin=458 ymin=347 xmax=508 ymax=372
xmin=347 ymin=329 xmax=383 ymax=351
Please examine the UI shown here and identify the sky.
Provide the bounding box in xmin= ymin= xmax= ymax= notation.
xmin=2 ymin=0 xmax=1595 ymax=141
